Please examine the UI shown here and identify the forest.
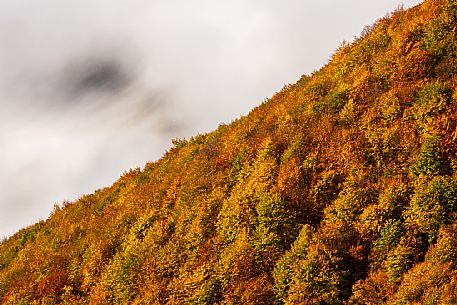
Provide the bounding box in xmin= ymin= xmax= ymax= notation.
xmin=1 ymin=0 xmax=456 ymax=304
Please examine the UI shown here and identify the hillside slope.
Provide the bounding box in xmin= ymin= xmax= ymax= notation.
xmin=1 ymin=0 xmax=457 ymax=304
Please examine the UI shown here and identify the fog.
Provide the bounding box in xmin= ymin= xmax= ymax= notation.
xmin=0 ymin=0 xmax=423 ymax=238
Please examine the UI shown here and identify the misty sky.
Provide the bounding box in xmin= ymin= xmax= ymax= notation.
xmin=0 ymin=0 xmax=423 ymax=238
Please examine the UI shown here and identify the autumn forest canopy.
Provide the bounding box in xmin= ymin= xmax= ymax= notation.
xmin=1 ymin=0 xmax=457 ymax=304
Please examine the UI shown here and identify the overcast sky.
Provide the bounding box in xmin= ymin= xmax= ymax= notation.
xmin=0 ymin=0 xmax=423 ymax=238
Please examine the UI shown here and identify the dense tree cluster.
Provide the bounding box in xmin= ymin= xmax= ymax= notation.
xmin=1 ymin=0 xmax=456 ymax=304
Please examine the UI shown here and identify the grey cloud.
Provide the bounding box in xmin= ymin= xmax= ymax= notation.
xmin=63 ymin=57 xmax=133 ymax=98
xmin=0 ymin=0 xmax=185 ymax=238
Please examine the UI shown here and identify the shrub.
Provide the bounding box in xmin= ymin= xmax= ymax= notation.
xmin=313 ymin=86 xmax=350 ymax=116
xmin=413 ymin=81 xmax=452 ymax=121
xmin=410 ymin=135 xmax=446 ymax=176
xmin=383 ymin=242 xmax=415 ymax=281
xmin=404 ymin=176 xmax=457 ymax=242
xmin=372 ymin=219 xmax=405 ymax=265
